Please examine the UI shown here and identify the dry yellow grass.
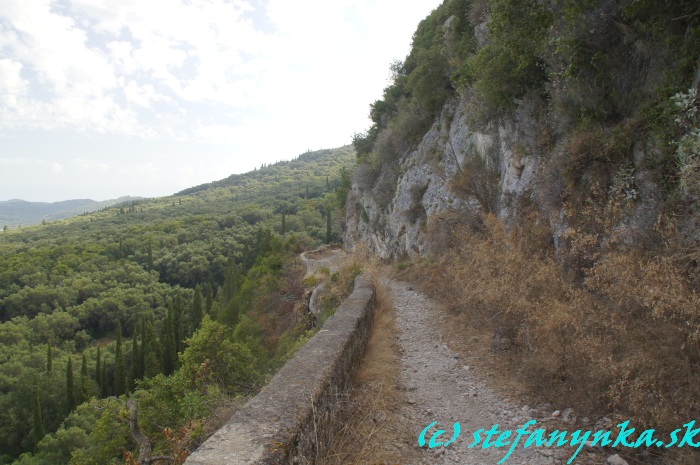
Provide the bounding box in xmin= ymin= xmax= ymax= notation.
xmin=399 ymin=212 xmax=700 ymax=465
xmin=318 ymin=273 xmax=423 ymax=465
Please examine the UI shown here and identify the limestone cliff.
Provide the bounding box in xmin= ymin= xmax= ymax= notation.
xmin=344 ymin=0 xmax=699 ymax=261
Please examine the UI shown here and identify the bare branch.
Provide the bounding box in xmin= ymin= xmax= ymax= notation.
xmin=126 ymin=398 xmax=173 ymax=465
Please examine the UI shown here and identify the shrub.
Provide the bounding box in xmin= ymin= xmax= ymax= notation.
xmin=560 ymin=120 xmax=636 ymax=187
xmin=458 ymin=0 xmax=552 ymax=110
xmin=672 ymin=89 xmax=700 ymax=197
xmin=404 ymin=184 xmax=428 ymax=223
xmin=448 ymin=144 xmax=500 ymax=215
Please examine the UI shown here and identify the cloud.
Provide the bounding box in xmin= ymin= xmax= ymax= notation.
xmin=72 ymin=158 xmax=109 ymax=172
xmin=4 ymin=0 xmax=117 ymax=97
xmin=134 ymin=162 xmax=156 ymax=175
xmin=0 ymin=0 xmax=444 ymax=201
xmin=0 ymin=157 xmax=44 ymax=165
xmin=0 ymin=58 xmax=29 ymax=105
xmin=1 ymin=0 xmax=440 ymax=139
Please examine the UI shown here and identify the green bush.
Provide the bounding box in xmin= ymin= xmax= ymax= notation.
xmin=459 ymin=0 xmax=552 ymax=110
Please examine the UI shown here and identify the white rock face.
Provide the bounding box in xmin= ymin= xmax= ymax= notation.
xmin=344 ymin=93 xmax=661 ymax=259
xmin=345 ymin=96 xmax=543 ymax=258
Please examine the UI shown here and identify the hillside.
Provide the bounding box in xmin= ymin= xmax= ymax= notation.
xmin=344 ymin=0 xmax=699 ymax=463
xmin=0 ymin=197 xmax=141 ymax=229
xmin=0 ymin=146 xmax=354 ymax=464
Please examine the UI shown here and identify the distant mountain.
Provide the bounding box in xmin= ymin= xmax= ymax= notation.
xmin=0 ymin=196 xmax=141 ymax=229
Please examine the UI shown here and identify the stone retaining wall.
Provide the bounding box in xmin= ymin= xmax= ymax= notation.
xmin=185 ymin=275 xmax=375 ymax=465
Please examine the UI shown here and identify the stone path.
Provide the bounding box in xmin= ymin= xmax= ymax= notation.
xmin=385 ymin=278 xmax=591 ymax=465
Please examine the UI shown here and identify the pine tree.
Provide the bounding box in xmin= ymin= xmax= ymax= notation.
xmin=66 ymin=358 xmax=75 ymax=414
xmin=326 ymin=209 xmax=332 ymax=244
xmin=114 ymin=324 xmax=126 ymax=396
xmin=79 ymin=354 xmax=91 ymax=404
xmin=191 ymin=284 xmax=203 ymax=333
xmin=46 ymin=343 xmax=52 ymax=375
xmin=33 ymin=384 xmax=44 ymax=447
xmin=163 ymin=306 xmax=177 ymax=376
xmin=281 ymin=212 xmax=286 ymax=235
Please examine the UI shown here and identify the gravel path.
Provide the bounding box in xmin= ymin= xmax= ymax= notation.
xmin=386 ymin=279 xmax=577 ymax=465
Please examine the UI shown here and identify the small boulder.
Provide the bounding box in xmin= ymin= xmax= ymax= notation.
xmin=607 ymin=454 xmax=629 ymax=465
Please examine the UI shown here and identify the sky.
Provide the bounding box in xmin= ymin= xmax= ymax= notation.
xmin=0 ymin=0 xmax=443 ymax=202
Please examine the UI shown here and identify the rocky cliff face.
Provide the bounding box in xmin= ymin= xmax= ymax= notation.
xmin=343 ymin=93 xmax=546 ymax=258
xmin=344 ymin=92 xmax=667 ymax=260
xmin=344 ymin=0 xmax=699 ymax=262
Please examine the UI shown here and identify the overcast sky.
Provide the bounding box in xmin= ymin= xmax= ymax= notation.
xmin=0 ymin=0 xmax=443 ymax=202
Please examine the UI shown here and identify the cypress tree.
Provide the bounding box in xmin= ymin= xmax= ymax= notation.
xmin=242 ymin=243 xmax=254 ymax=271
xmin=173 ymin=298 xmax=184 ymax=354
xmin=100 ymin=363 xmax=109 ymax=398
xmin=191 ymin=284 xmax=203 ymax=333
xmin=163 ymin=306 xmax=177 ymax=376
xmin=222 ymin=260 xmax=239 ymax=307
xmin=142 ymin=321 xmax=163 ymax=379
xmin=95 ymin=346 xmax=102 ymax=394
xmin=46 ymin=343 xmax=52 ymax=375
xmin=33 ymin=384 xmax=44 ymax=447
xmin=139 ymin=319 xmax=147 ymax=378
xmin=281 ymin=212 xmax=286 ymax=235
xmin=326 ymin=209 xmax=332 ymax=244
xmin=66 ymin=357 xmax=75 ymax=414
xmin=79 ymin=354 xmax=91 ymax=404
xmin=147 ymin=238 xmax=154 ymax=271
xmin=205 ymin=283 xmax=214 ymax=315
xmin=129 ymin=335 xmax=140 ymax=392
xmin=114 ymin=324 xmax=126 ymax=395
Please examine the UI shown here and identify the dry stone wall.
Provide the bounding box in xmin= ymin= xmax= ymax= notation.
xmin=184 ymin=275 xmax=375 ymax=465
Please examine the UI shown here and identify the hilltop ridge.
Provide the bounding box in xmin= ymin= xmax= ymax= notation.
xmin=0 ymin=196 xmax=141 ymax=229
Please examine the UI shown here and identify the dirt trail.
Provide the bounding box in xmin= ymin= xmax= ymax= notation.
xmin=385 ymin=278 xmax=580 ymax=465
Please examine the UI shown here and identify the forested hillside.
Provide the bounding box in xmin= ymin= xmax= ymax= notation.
xmin=0 ymin=197 xmax=140 ymax=230
xmin=346 ymin=0 xmax=699 ymax=463
xmin=0 ymin=146 xmax=354 ymax=464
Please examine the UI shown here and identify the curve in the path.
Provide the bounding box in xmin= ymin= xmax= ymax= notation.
xmin=300 ymin=248 xmax=342 ymax=316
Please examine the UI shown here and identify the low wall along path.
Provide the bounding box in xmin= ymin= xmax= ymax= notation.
xmin=185 ymin=270 xmax=374 ymax=465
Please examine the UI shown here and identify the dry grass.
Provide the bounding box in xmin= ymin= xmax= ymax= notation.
xmin=400 ymin=212 xmax=700 ymax=464
xmin=318 ymin=275 xmax=422 ymax=465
